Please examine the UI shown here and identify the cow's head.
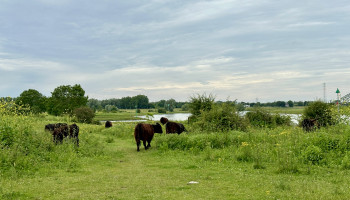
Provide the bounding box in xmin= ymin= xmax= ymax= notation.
xmin=153 ymin=123 xmax=163 ymax=134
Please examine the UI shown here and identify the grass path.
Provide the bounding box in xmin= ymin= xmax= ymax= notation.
xmin=2 ymin=134 xmax=350 ymax=199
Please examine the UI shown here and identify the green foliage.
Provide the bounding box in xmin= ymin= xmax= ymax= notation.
xmin=104 ymin=105 xmax=118 ymax=112
xmin=73 ymin=107 xmax=95 ymax=124
xmin=189 ymin=93 xmax=215 ymax=117
xmin=302 ymin=145 xmax=323 ymax=165
xmin=0 ymin=125 xmax=15 ymax=147
xmin=47 ymin=84 xmax=88 ymax=116
xmin=302 ymin=101 xmax=336 ymax=127
xmin=194 ymin=102 xmax=248 ymax=131
xmin=157 ymin=108 xmax=166 ymax=113
xmin=181 ymin=103 xmax=189 ymax=111
xmin=246 ymin=108 xmax=292 ymax=128
xmin=15 ymin=89 xmax=46 ymax=114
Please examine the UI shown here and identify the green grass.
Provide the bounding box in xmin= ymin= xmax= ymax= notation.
xmin=246 ymin=106 xmax=305 ymax=114
xmin=94 ymin=108 xmax=187 ymax=121
xmin=2 ymin=112 xmax=350 ymax=199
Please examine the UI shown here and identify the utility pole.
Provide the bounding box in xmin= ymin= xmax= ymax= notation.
xmin=323 ymin=83 xmax=326 ymax=103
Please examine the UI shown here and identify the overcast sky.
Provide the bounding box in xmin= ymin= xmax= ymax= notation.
xmin=1 ymin=0 xmax=349 ymax=102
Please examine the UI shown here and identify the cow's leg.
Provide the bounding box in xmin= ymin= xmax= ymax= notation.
xmin=136 ymin=140 xmax=141 ymax=151
xmin=143 ymin=140 xmax=148 ymax=150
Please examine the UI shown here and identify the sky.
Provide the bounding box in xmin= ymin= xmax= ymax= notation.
xmin=1 ymin=0 xmax=350 ymax=102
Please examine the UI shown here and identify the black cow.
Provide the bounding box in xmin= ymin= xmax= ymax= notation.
xmin=134 ymin=123 xmax=163 ymax=151
xmin=105 ymin=121 xmax=113 ymax=128
xmin=301 ymin=118 xmax=318 ymax=132
xmin=69 ymin=123 xmax=80 ymax=146
xmin=160 ymin=117 xmax=186 ymax=134
xmin=45 ymin=123 xmax=79 ymax=146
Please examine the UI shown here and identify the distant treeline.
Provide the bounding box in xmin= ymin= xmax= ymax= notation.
xmin=243 ymin=100 xmax=313 ymax=108
xmin=87 ymin=95 xmax=187 ymax=111
xmin=1 ymin=85 xmax=315 ymax=115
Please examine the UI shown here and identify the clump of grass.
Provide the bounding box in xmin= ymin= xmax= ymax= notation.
xmin=0 ymin=100 xmax=106 ymax=178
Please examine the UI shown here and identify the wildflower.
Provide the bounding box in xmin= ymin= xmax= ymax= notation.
xmin=279 ymin=131 xmax=287 ymax=135
xmin=241 ymin=142 xmax=249 ymax=147
xmin=266 ymin=191 xmax=270 ymax=195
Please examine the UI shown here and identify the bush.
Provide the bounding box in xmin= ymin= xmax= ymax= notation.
xmin=189 ymin=93 xmax=215 ymax=117
xmin=245 ymin=108 xmax=292 ymax=128
xmin=302 ymin=145 xmax=323 ymax=165
xmin=301 ymin=101 xmax=336 ymax=127
xmin=157 ymin=108 xmax=166 ymax=113
xmin=73 ymin=107 xmax=95 ymax=124
xmin=194 ymin=102 xmax=248 ymax=131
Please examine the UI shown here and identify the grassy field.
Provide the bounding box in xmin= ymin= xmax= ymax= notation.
xmin=2 ymin=110 xmax=350 ymax=199
xmin=93 ymin=108 xmax=187 ymax=121
xmin=246 ymin=106 xmax=305 ymax=114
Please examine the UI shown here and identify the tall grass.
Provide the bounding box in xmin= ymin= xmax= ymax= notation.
xmin=0 ymin=101 xmax=106 ymax=178
xmin=155 ymin=124 xmax=350 ymax=172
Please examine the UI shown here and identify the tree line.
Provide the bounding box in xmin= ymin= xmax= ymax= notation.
xmin=2 ymin=84 xmax=315 ymax=116
xmin=87 ymin=97 xmax=187 ymax=112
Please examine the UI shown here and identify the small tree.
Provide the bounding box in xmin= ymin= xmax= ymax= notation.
xmin=73 ymin=107 xmax=95 ymax=123
xmin=47 ymin=84 xmax=88 ymax=116
xmin=302 ymin=101 xmax=336 ymax=127
xmin=189 ymin=93 xmax=215 ymax=117
xmin=16 ymin=89 xmax=46 ymax=114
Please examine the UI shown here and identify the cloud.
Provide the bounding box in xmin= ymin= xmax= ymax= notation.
xmin=1 ymin=0 xmax=350 ymax=102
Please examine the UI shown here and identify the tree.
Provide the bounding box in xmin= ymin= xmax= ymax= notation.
xmin=189 ymin=93 xmax=215 ymax=117
xmin=73 ymin=107 xmax=95 ymax=123
xmin=165 ymin=99 xmax=176 ymax=112
xmin=87 ymin=98 xmax=102 ymax=111
xmin=16 ymin=89 xmax=46 ymax=113
xmin=287 ymin=100 xmax=294 ymax=107
xmin=302 ymin=101 xmax=336 ymax=127
xmin=133 ymin=95 xmax=149 ymax=109
xmin=47 ymin=84 xmax=88 ymax=116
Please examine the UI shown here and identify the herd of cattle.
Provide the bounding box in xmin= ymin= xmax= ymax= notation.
xmin=44 ymin=116 xmax=318 ymax=151
xmin=44 ymin=123 xmax=80 ymax=146
xmin=44 ymin=117 xmax=186 ymax=151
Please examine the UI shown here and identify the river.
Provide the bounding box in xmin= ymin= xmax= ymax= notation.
xmin=107 ymin=112 xmax=301 ymax=124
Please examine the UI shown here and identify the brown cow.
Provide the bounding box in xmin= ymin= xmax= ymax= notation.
xmin=52 ymin=125 xmax=69 ymax=144
xmin=69 ymin=123 xmax=80 ymax=146
xmin=105 ymin=121 xmax=113 ymax=128
xmin=45 ymin=123 xmax=79 ymax=146
xmin=134 ymin=123 xmax=163 ymax=151
xmin=160 ymin=117 xmax=186 ymax=134
xmin=301 ymin=118 xmax=318 ymax=132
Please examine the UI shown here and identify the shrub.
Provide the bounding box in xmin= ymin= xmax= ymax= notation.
xmin=73 ymin=107 xmax=95 ymax=123
xmin=301 ymin=101 xmax=336 ymax=127
xmin=157 ymin=108 xmax=166 ymax=113
xmin=302 ymin=145 xmax=323 ymax=165
xmin=245 ymin=108 xmax=291 ymax=128
xmin=194 ymin=102 xmax=248 ymax=131
xmin=189 ymin=93 xmax=215 ymax=117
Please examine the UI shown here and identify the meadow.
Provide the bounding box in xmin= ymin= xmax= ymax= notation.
xmin=2 ymin=107 xmax=350 ymax=199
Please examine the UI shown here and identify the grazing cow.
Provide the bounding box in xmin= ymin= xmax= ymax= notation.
xmin=45 ymin=123 xmax=79 ymax=146
xmin=45 ymin=123 xmax=67 ymax=132
xmin=52 ymin=125 xmax=69 ymax=144
xmin=301 ymin=118 xmax=318 ymax=132
xmin=134 ymin=123 xmax=163 ymax=151
xmin=160 ymin=117 xmax=187 ymax=134
xmin=69 ymin=123 xmax=80 ymax=146
xmin=105 ymin=121 xmax=113 ymax=128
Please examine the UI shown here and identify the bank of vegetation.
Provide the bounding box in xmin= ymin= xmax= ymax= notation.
xmin=2 ymin=87 xmax=350 ymax=199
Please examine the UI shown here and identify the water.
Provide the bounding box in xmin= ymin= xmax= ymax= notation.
xmin=103 ymin=112 xmax=301 ymax=124
xmin=139 ymin=113 xmax=192 ymax=121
